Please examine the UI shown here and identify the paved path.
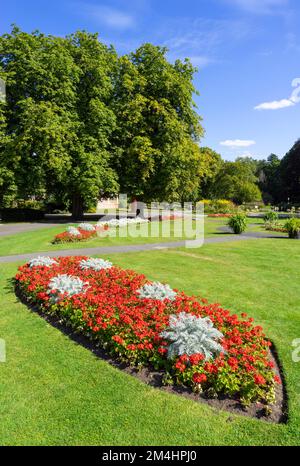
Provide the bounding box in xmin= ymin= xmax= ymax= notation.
xmin=0 ymin=229 xmax=286 ymax=263
xmin=0 ymin=222 xmax=62 ymax=237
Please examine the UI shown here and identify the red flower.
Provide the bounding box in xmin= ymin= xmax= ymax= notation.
xmin=175 ymin=361 xmax=186 ymax=372
xmin=193 ymin=373 xmax=207 ymax=384
xmin=189 ymin=353 xmax=205 ymax=365
xmin=254 ymin=374 xmax=266 ymax=385
xmin=274 ymin=375 xmax=281 ymax=384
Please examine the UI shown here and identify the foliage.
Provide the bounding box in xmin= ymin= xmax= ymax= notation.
xmin=29 ymin=256 xmax=58 ymax=268
xmin=111 ymin=44 xmax=204 ymax=203
xmin=212 ymin=160 xmax=262 ymax=204
xmin=228 ymin=214 xmax=247 ymax=234
xmin=279 ymin=139 xmax=300 ymax=205
xmin=80 ymin=258 xmax=112 ymax=271
xmin=263 ymin=211 xmax=278 ymax=223
xmin=0 ymin=207 xmax=45 ymax=221
xmin=199 ymin=199 xmax=236 ymax=214
xmin=137 ymin=282 xmax=177 ymax=301
xmin=257 ymin=154 xmax=281 ymax=204
xmin=15 ymin=256 xmax=279 ymax=405
xmin=47 ymin=273 xmax=89 ymax=303
xmin=160 ymin=312 xmax=224 ymax=360
xmin=0 ymin=27 xmax=118 ymax=218
xmin=284 ymin=218 xmax=300 ymax=238
xmin=198 ymin=147 xmax=223 ymax=199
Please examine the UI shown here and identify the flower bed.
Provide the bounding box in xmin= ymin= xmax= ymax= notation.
xmin=52 ymin=224 xmax=108 ymax=244
xmin=15 ymin=256 xmax=280 ymax=409
xmin=208 ymin=214 xmax=233 ymax=218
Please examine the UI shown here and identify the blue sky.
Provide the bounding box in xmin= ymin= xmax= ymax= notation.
xmin=1 ymin=0 xmax=300 ymax=160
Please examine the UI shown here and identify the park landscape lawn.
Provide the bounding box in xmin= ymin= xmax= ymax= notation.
xmin=0 ymin=236 xmax=299 ymax=445
xmin=0 ymin=218 xmax=229 ymax=257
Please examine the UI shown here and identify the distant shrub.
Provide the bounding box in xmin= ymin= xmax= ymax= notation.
xmin=0 ymin=208 xmax=45 ymax=222
xmin=198 ymin=199 xmax=236 ymax=214
xmin=228 ymin=214 xmax=247 ymax=234
xmin=264 ymin=211 xmax=278 ymax=223
xmin=284 ymin=218 xmax=300 ymax=239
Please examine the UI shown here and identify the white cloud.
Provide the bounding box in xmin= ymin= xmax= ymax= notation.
xmin=255 ymin=78 xmax=300 ymax=110
xmin=77 ymin=3 xmax=135 ymax=29
xmin=220 ymin=139 xmax=256 ymax=148
xmin=224 ymin=0 xmax=289 ymax=14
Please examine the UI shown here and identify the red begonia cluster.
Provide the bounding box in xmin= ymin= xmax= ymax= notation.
xmin=15 ymin=256 xmax=279 ymax=405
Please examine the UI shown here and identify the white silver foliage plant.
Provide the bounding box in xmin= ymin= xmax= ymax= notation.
xmin=47 ymin=274 xmax=89 ymax=303
xmin=66 ymin=226 xmax=81 ymax=236
xmin=160 ymin=312 xmax=225 ymax=360
xmin=80 ymin=258 xmax=113 ymax=271
xmin=78 ymin=223 xmax=95 ymax=231
xmin=97 ymin=217 xmax=149 ymax=228
xmin=29 ymin=256 xmax=58 ymax=268
xmin=137 ymin=282 xmax=177 ymax=301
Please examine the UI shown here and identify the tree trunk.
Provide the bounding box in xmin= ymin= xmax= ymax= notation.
xmin=72 ymin=193 xmax=84 ymax=220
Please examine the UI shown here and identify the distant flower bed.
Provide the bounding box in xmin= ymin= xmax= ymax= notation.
xmin=207 ymin=214 xmax=233 ymax=218
xmin=15 ymin=256 xmax=280 ymax=408
xmin=52 ymin=224 xmax=108 ymax=244
xmin=264 ymin=221 xmax=287 ymax=233
xmin=97 ymin=217 xmax=149 ymax=228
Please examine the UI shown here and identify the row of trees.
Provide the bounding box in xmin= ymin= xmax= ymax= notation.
xmin=0 ymin=27 xmax=298 ymax=217
xmin=0 ymin=27 xmax=207 ymax=218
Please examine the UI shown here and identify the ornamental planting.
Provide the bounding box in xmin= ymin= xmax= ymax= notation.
xmin=15 ymin=256 xmax=280 ymax=407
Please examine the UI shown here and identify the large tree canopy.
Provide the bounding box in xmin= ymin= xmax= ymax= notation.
xmin=212 ymin=159 xmax=262 ymax=204
xmin=111 ymin=44 xmax=204 ymax=203
xmin=0 ymin=27 xmax=118 ymax=217
xmin=279 ymin=139 xmax=300 ymax=204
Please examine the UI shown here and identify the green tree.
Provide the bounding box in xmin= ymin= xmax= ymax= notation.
xmin=0 ymin=27 xmax=118 ymax=218
xmin=198 ymin=147 xmax=223 ymax=198
xmin=111 ymin=44 xmax=204 ymax=205
xmin=257 ymin=154 xmax=281 ymax=204
xmin=212 ymin=160 xmax=262 ymax=204
xmin=279 ymin=140 xmax=300 ymax=204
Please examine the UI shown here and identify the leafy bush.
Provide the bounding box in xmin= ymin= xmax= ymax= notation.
xmin=29 ymin=256 xmax=58 ymax=268
xmin=80 ymin=258 xmax=112 ymax=271
xmin=160 ymin=312 xmax=224 ymax=360
xmin=228 ymin=214 xmax=247 ymax=234
xmin=137 ymin=282 xmax=177 ymax=301
xmin=0 ymin=208 xmax=45 ymax=222
xmin=198 ymin=199 xmax=236 ymax=214
xmin=47 ymin=274 xmax=89 ymax=303
xmin=15 ymin=256 xmax=280 ymax=406
xmin=284 ymin=218 xmax=300 ymax=238
xmin=263 ymin=211 xmax=278 ymax=223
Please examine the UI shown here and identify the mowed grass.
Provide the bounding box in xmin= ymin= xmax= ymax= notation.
xmin=0 ymin=218 xmax=229 ymax=257
xmin=0 ymin=237 xmax=299 ymax=445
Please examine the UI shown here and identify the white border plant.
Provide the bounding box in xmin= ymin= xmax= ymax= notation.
xmin=137 ymin=282 xmax=177 ymax=301
xmin=29 ymin=256 xmax=58 ymax=268
xmin=80 ymin=258 xmax=113 ymax=271
xmin=160 ymin=312 xmax=225 ymax=360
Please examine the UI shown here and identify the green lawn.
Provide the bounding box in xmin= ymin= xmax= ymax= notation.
xmin=0 ymin=218 xmax=230 ymax=257
xmin=0 ymin=237 xmax=299 ymax=445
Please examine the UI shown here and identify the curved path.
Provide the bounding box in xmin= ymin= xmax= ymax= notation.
xmin=0 ymin=228 xmax=286 ymax=263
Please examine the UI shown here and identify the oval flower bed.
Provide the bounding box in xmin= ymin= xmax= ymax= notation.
xmin=15 ymin=256 xmax=282 ymax=417
xmin=52 ymin=224 xmax=108 ymax=244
